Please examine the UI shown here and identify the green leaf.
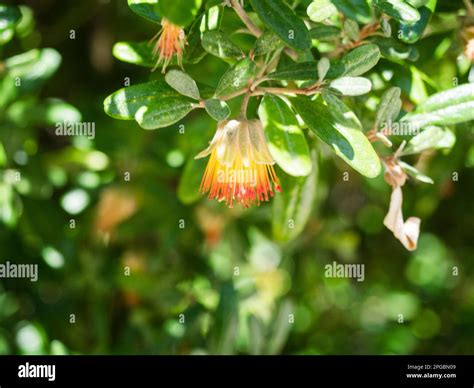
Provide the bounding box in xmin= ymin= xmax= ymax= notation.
xmin=398 ymin=161 xmax=434 ymax=184
xmin=201 ymin=30 xmax=243 ymax=60
xmin=372 ymin=0 xmax=420 ymax=24
xmin=398 ymin=0 xmax=436 ymax=44
xmin=4 ymin=48 xmax=62 ymax=93
xmin=0 ymin=182 xmax=21 ymax=227
xmin=253 ymin=31 xmax=284 ymax=56
xmin=104 ymin=80 xmax=196 ymax=130
xmin=375 ymin=87 xmax=402 ymax=128
xmin=317 ymin=57 xmax=330 ymax=81
xmin=135 ymin=100 xmax=195 ymax=130
xmin=215 ymin=58 xmax=256 ymax=97
xmin=290 ymin=96 xmax=381 ymax=178
xmin=406 ymin=0 xmax=429 ymax=6
xmin=267 ymin=300 xmax=294 ymax=354
xmin=258 ymin=95 xmax=312 ymax=177
xmin=0 ymin=5 xmax=21 ymax=32
xmin=165 ymin=70 xmax=201 ymax=100
xmin=127 ymin=0 xmax=161 ymax=24
xmin=185 ymin=14 xmax=208 ymax=64
xmin=327 ymin=44 xmax=381 ymax=78
xmin=204 ymin=99 xmax=231 ymax=121
xmin=310 ymin=24 xmax=341 ymax=41
xmin=113 ymin=41 xmax=155 ymax=67
xmin=0 ymin=143 xmax=6 ymax=167
xmin=200 ymin=5 xmax=223 ymax=32
xmin=158 ymin=0 xmax=203 ymax=27
xmin=307 ymin=0 xmax=338 ymax=22
xmin=7 ymin=98 xmax=82 ymax=127
xmin=344 ymin=19 xmax=360 ymax=41
xmin=272 ymin=154 xmax=317 ymax=243
xmin=0 ymin=28 xmax=14 ymax=45
xmin=322 ymin=92 xmax=363 ymax=131
xmin=178 ymin=157 xmax=207 ymax=204
xmin=402 ymin=126 xmax=455 ymax=155
xmin=250 ymin=0 xmax=312 ymax=51
xmin=248 ymin=316 xmax=265 ymax=355
xmin=329 ymin=76 xmax=372 ymax=96
xmin=372 ymin=37 xmax=419 ymax=61
xmin=331 ymin=0 xmax=372 ymax=24
xmin=402 ymin=84 xmax=474 ymax=128
xmin=267 ymin=61 xmax=318 ymax=81
xmin=210 ymin=282 xmax=239 ymax=355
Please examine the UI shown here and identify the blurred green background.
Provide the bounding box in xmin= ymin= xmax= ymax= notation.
xmin=0 ymin=0 xmax=474 ymax=355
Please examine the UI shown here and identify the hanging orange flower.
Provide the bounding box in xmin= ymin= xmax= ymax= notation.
xmin=195 ymin=119 xmax=281 ymax=208
xmin=150 ymin=18 xmax=186 ymax=73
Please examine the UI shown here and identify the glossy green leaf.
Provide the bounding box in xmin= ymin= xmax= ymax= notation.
xmin=268 ymin=61 xmax=318 ymax=81
xmin=4 ymin=48 xmax=61 ymax=93
xmin=253 ymin=31 xmax=284 ymax=56
xmin=372 ymin=37 xmax=419 ymax=61
xmin=215 ymin=58 xmax=256 ymax=97
xmin=322 ymin=92 xmax=363 ymax=131
xmin=178 ymin=157 xmax=207 ymax=204
xmin=327 ymin=44 xmax=381 ymax=78
xmin=331 ymin=0 xmax=372 ymax=24
xmin=104 ymin=80 xmax=195 ymax=130
xmin=402 ymin=84 xmax=474 ymax=128
xmin=372 ymin=0 xmax=420 ymax=24
xmin=258 ymin=95 xmax=312 ymax=177
xmin=0 ymin=5 xmax=21 ymax=32
xmin=135 ymin=100 xmax=195 ymax=130
xmin=250 ymin=0 xmax=312 ymax=51
xmin=329 ymin=76 xmax=372 ymax=96
xmin=272 ymin=154 xmax=317 ymax=243
xmin=127 ymin=0 xmax=161 ymax=24
xmin=398 ymin=161 xmax=434 ymax=184
xmin=402 ymin=126 xmax=455 ymax=155
xmin=165 ymin=70 xmax=201 ymax=100
xmin=310 ymin=24 xmax=341 ymax=41
xmin=290 ymin=96 xmax=381 ymax=178
xmin=406 ymin=0 xmax=429 ymax=7
xmin=307 ymin=0 xmax=338 ymax=22
xmin=204 ymin=99 xmax=231 ymax=121
xmin=201 ymin=30 xmax=243 ymax=59
xmin=399 ymin=0 xmax=436 ymax=44
xmin=158 ymin=0 xmax=203 ymax=27
xmin=200 ymin=5 xmax=223 ymax=32
xmin=185 ymin=14 xmax=208 ymax=65
xmin=375 ymin=87 xmax=402 ymax=128
xmin=113 ymin=41 xmax=155 ymax=67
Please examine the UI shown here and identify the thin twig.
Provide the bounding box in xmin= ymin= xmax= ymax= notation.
xmin=230 ymin=0 xmax=262 ymax=37
xmin=464 ymin=0 xmax=474 ymax=16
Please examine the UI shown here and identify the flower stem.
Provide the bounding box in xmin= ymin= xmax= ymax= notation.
xmin=240 ymin=92 xmax=251 ymax=118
